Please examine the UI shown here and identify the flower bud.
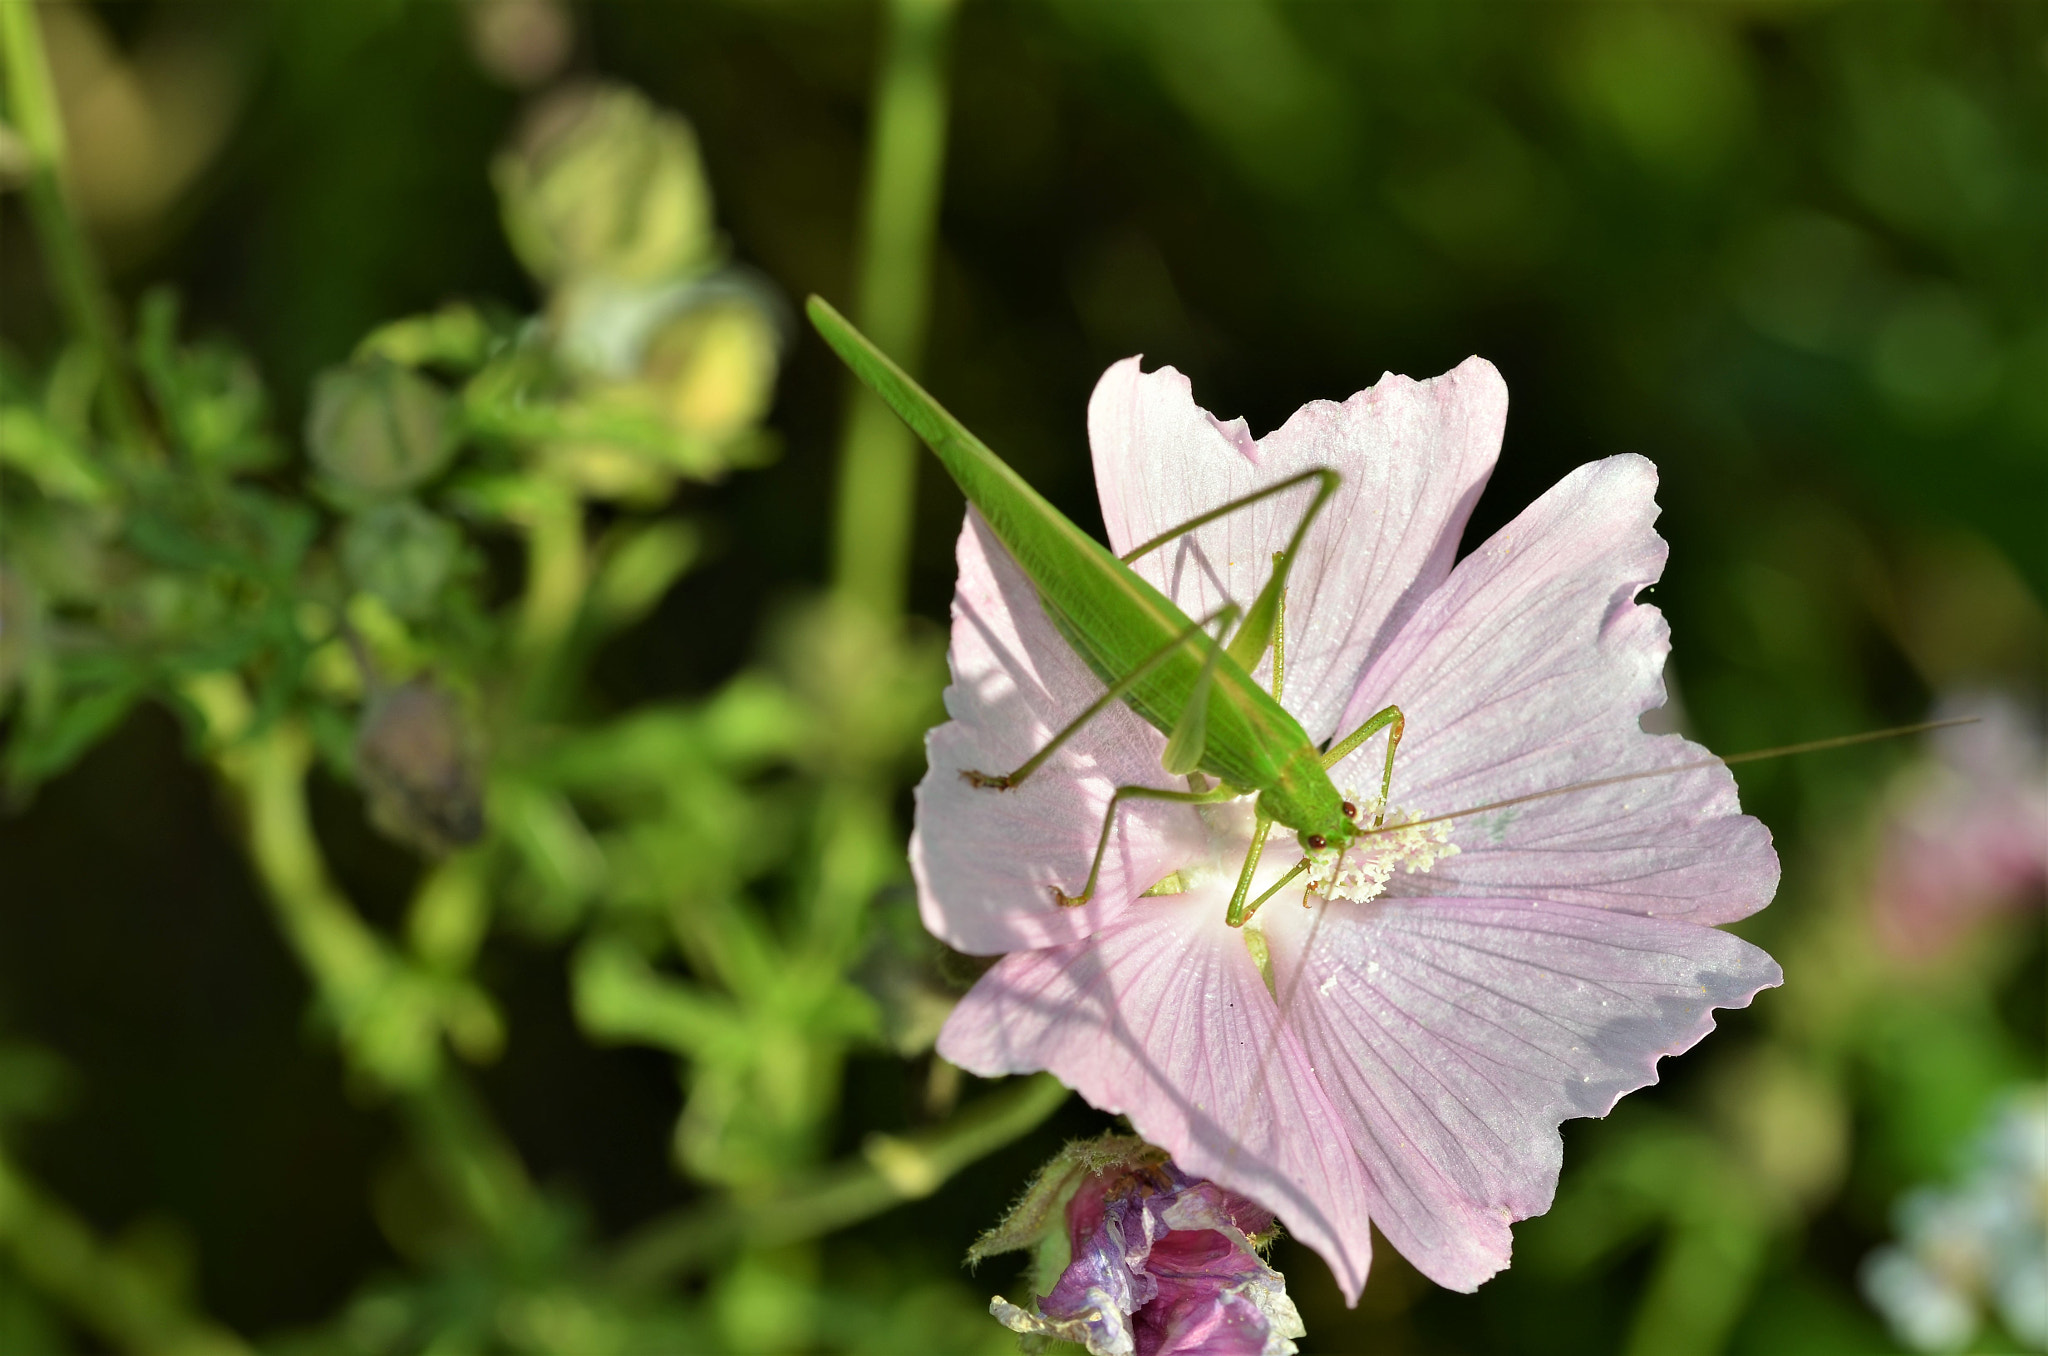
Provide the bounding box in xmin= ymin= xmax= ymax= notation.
xmin=306 ymin=360 xmax=457 ymax=497
xmin=493 ymin=83 xmax=715 ymax=288
xmin=462 ymin=0 xmax=572 ymax=90
xmin=538 ymin=278 xmax=783 ymax=498
xmin=637 ymin=295 xmax=779 ymax=444
xmin=340 ymin=501 xmax=462 ymax=621
xmin=356 ymin=679 xmax=484 ymax=854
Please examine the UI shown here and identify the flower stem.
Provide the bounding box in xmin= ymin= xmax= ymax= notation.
xmin=0 ymin=0 xmax=150 ymax=449
xmin=609 ymin=1070 xmax=1069 ymax=1289
xmin=183 ymin=674 xmax=534 ymax=1244
xmin=187 ymin=679 xmax=387 ymax=1009
xmin=515 ymin=482 xmax=589 ymax=669
xmin=0 ymin=1149 xmax=249 ymax=1356
xmin=829 ymin=0 xmax=959 ymax=622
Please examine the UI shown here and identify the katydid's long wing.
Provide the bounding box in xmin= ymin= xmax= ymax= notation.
xmin=807 ymin=295 xmax=1328 ymax=812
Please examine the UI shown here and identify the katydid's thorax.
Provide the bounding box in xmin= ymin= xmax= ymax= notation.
xmin=1252 ymin=742 xmax=1353 ymax=843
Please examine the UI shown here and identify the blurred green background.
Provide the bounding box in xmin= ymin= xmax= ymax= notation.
xmin=0 ymin=2 xmax=2041 ymax=1353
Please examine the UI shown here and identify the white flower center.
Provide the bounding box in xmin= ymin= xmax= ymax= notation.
xmin=1302 ymin=794 xmax=1459 ymax=904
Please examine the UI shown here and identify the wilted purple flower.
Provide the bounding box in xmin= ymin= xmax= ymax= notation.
xmin=918 ymin=357 xmax=1782 ymax=1299
xmin=1873 ymin=692 xmax=2048 ymax=960
xmin=980 ymin=1137 xmax=1304 ymax=1356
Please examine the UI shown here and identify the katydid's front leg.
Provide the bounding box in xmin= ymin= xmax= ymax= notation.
xmin=1268 ymin=552 xmax=1287 ymax=703
xmin=1224 ymin=811 xmax=1277 ymax=927
xmin=1322 ymin=704 xmax=1406 ymax=827
xmin=1053 ymin=783 xmax=1238 ymax=908
xmin=961 ymin=604 xmax=1239 ymax=790
xmin=1226 ymin=706 xmax=1405 ymax=927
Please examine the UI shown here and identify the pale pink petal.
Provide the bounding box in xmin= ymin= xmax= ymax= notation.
xmin=1259 ymin=897 xmax=1781 ymax=1291
xmin=1088 ymin=357 xmax=1506 ymax=744
xmin=1331 ymin=455 xmax=1778 ymax=925
xmin=937 ymin=893 xmax=1378 ymax=1301
xmin=913 ymin=512 xmax=1207 ymax=955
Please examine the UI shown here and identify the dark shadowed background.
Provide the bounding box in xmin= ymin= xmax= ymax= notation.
xmin=0 ymin=2 xmax=2041 ymax=1353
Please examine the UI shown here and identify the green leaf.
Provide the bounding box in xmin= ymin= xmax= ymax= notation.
xmin=354 ymin=302 xmax=502 ymax=372
xmin=124 ymin=507 xmax=239 ymax=572
xmin=135 ymin=288 xmax=279 ymax=474
xmin=590 ymin=519 xmax=699 ymax=629
xmin=572 ymin=936 xmax=746 ymax=1056
xmin=0 ymin=403 xmax=113 ymax=503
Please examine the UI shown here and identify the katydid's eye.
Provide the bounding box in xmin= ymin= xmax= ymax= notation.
xmin=1305 ymin=834 xmax=1327 ymax=850
xmin=1341 ymin=801 xmax=1358 ymax=819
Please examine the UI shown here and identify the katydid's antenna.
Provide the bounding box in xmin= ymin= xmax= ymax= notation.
xmin=1353 ymin=716 xmax=1980 ymax=839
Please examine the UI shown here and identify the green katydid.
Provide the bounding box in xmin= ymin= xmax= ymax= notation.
xmin=809 ymin=295 xmax=1399 ymax=929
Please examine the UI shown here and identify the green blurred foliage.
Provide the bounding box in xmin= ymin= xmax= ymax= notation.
xmin=0 ymin=1 xmax=2041 ymax=1354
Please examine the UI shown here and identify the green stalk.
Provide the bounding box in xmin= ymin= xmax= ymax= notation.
xmin=515 ymin=483 xmax=589 ymax=668
xmin=183 ymin=675 xmax=533 ymax=1245
xmin=609 ymin=1071 xmax=1069 ymax=1289
xmin=0 ymin=0 xmax=149 ymax=447
xmin=399 ymin=1080 xmax=535 ymax=1244
xmin=829 ymin=0 xmax=960 ymax=621
xmin=189 ymin=683 xmax=387 ymax=1014
xmin=0 ymin=1150 xmax=250 ymax=1356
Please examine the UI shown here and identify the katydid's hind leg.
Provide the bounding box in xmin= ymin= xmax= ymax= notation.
xmin=960 ymin=606 xmax=1233 ymax=792
xmin=1053 ymin=783 xmax=1233 ymax=908
xmin=1114 ymin=468 xmax=1339 ymax=678
xmin=1118 ymin=468 xmax=1339 ymax=567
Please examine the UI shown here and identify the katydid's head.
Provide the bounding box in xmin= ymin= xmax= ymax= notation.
xmin=1300 ymin=798 xmax=1462 ymax=904
xmin=1296 ymin=801 xmax=1359 ymax=856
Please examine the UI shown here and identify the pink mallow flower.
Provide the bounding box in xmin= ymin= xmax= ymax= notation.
xmin=916 ymin=356 xmax=1783 ymax=1300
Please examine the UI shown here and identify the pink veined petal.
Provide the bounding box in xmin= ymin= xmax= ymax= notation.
xmin=912 ymin=511 xmax=1207 ymax=955
xmin=1136 ymin=1282 xmax=1270 ymax=1356
xmin=1131 ymin=1187 xmax=1289 ymax=1356
xmin=1259 ymin=897 xmax=1782 ymax=1292
xmin=1331 ymin=454 xmax=1779 ymax=926
xmin=936 ymin=894 xmax=1378 ymax=1302
xmin=1088 ymin=356 xmax=1506 ymax=745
